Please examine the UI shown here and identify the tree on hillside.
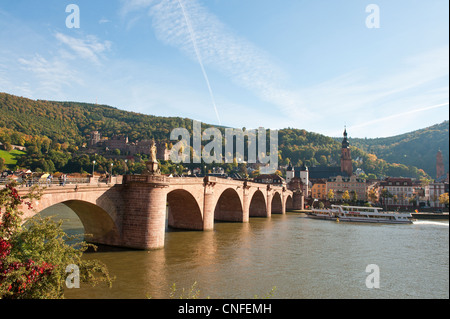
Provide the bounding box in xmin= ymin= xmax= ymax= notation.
xmin=3 ymin=143 xmax=13 ymax=152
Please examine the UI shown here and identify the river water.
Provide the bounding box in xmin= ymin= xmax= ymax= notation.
xmin=41 ymin=204 xmax=448 ymax=299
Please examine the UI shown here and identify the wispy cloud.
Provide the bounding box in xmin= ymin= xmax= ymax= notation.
xmin=55 ymin=32 xmax=112 ymax=64
xmin=299 ymin=45 xmax=449 ymax=136
xmin=17 ymin=54 xmax=82 ymax=97
xmin=99 ymin=18 xmax=111 ymax=24
xmin=10 ymin=32 xmax=113 ymax=99
xmin=349 ymin=102 xmax=449 ymax=130
xmin=119 ymin=0 xmax=448 ymax=136
xmin=120 ymin=0 xmax=304 ymax=124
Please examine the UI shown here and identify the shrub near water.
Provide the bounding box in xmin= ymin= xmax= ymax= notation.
xmin=0 ymin=183 xmax=113 ymax=299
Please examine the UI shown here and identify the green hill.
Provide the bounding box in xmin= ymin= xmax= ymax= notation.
xmin=0 ymin=92 xmax=447 ymax=179
xmin=349 ymin=121 xmax=449 ymax=178
xmin=0 ymin=92 xmax=193 ymax=145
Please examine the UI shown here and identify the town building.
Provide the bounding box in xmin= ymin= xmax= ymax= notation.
xmin=379 ymin=177 xmax=414 ymax=208
xmin=426 ymin=182 xmax=447 ymax=208
xmin=310 ymin=179 xmax=327 ymax=200
xmin=326 ymin=175 xmax=367 ymax=201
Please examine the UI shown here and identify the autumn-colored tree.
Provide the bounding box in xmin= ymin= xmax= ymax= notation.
xmin=439 ymin=193 xmax=449 ymax=207
xmin=367 ymin=188 xmax=378 ymax=204
xmin=327 ymin=189 xmax=335 ymax=202
xmin=342 ymin=190 xmax=350 ymax=202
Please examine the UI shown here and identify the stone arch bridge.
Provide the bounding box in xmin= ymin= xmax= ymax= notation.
xmin=17 ymin=176 xmax=303 ymax=250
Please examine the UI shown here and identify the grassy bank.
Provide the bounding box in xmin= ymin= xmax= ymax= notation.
xmin=0 ymin=149 xmax=26 ymax=166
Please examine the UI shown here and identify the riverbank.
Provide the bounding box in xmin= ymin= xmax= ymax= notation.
xmin=289 ymin=209 xmax=449 ymax=220
xmin=412 ymin=212 xmax=449 ymax=220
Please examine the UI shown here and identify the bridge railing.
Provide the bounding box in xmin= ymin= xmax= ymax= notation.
xmin=123 ymin=175 xmax=168 ymax=184
xmin=0 ymin=175 xmax=126 ymax=188
xmin=0 ymin=177 xmax=91 ymax=187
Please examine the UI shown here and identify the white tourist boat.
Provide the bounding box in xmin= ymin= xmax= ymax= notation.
xmin=308 ymin=205 xmax=414 ymax=224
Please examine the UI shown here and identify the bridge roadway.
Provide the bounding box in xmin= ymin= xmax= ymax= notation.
xmin=16 ymin=175 xmax=300 ymax=250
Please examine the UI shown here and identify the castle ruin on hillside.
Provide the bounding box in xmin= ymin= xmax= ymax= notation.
xmin=88 ymin=131 xmax=170 ymax=160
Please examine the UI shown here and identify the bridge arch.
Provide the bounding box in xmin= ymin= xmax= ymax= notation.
xmin=249 ymin=190 xmax=267 ymax=217
xmin=214 ymin=188 xmax=244 ymax=222
xmin=167 ymin=189 xmax=203 ymax=230
xmin=37 ymin=200 xmax=121 ymax=247
xmin=271 ymin=192 xmax=283 ymax=214
xmin=285 ymin=194 xmax=294 ymax=211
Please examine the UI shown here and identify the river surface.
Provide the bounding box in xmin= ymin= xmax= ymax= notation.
xmin=41 ymin=204 xmax=449 ymax=299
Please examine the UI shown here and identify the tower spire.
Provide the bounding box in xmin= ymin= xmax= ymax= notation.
xmin=342 ymin=126 xmax=349 ymax=148
xmin=341 ymin=127 xmax=352 ymax=176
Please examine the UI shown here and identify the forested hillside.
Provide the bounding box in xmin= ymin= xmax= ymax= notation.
xmin=0 ymin=92 xmax=445 ymax=179
xmin=349 ymin=121 xmax=449 ymax=178
xmin=0 ymin=92 xmax=193 ymax=145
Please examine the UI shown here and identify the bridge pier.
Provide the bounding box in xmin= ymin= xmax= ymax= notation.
xmin=203 ymin=180 xmax=215 ymax=231
xmin=122 ymin=176 xmax=169 ymax=250
xmin=266 ymin=186 xmax=273 ymax=218
xmin=242 ymin=183 xmax=251 ymax=223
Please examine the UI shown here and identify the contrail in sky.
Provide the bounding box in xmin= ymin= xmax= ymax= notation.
xmin=176 ymin=0 xmax=222 ymax=125
xmin=349 ymin=102 xmax=449 ymax=130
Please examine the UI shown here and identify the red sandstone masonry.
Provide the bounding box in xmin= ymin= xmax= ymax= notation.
xmin=121 ymin=181 xmax=168 ymax=249
xmin=14 ymin=176 xmax=300 ymax=250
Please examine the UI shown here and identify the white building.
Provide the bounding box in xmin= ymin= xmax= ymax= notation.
xmin=379 ymin=178 xmax=414 ymax=207
xmin=426 ymin=182 xmax=447 ymax=208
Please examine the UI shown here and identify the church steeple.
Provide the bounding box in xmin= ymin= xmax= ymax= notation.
xmin=342 ymin=127 xmax=350 ymax=149
xmin=340 ymin=126 xmax=352 ymax=176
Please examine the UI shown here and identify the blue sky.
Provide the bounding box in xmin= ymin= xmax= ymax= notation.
xmin=0 ymin=0 xmax=448 ymax=138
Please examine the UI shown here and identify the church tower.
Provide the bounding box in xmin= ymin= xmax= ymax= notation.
xmin=436 ymin=150 xmax=445 ymax=179
xmin=340 ymin=128 xmax=353 ymax=176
